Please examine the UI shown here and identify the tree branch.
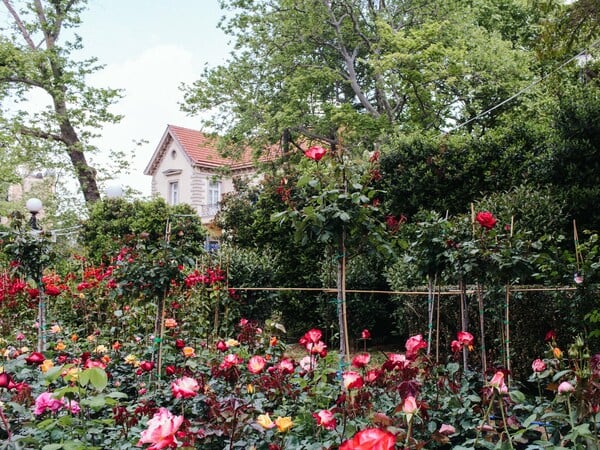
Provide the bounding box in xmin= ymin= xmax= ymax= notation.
xmin=2 ymin=0 xmax=36 ymax=49
xmin=0 ymin=75 xmax=45 ymax=89
xmin=19 ymin=125 xmax=65 ymax=144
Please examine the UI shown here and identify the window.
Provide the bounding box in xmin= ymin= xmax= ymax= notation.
xmin=208 ymin=179 xmax=220 ymax=206
xmin=169 ymin=181 xmax=179 ymax=205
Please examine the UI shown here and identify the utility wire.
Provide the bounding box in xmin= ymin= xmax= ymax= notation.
xmin=448 ymin=38 xmax=600 ymax=132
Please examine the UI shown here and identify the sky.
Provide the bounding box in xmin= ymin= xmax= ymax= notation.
xmin=75 ymin=1 xmax=231 ymax=197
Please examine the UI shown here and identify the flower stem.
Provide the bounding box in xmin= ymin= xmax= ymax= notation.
xmin=0 ymin=402 xmax=13 ymax=442
xmin=497 ymin=394 xmax=514 ymax=450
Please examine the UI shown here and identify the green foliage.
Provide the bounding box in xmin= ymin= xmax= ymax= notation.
xmin=0 ymin=0 xmax=124 ymax=205
xmin=546 ymin=82 xmax=600 ymax=231
xmin=184 ymin=0 xmax=534 ymax=152
xmin=3 ymin=213 xmax=56 ymax=281
xmin=80 ymin=197 xmax=207 ymax=263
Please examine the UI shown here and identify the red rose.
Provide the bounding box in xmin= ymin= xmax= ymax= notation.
xmin=45 ymin=284 xmax=62 ymax=296
xmin=139 ymin=361 xmax=155 ymax=372
xmin=339 ymin=428 xmax=396 ymax=450
xmin=475 ymin=211 xmax=497 ymax=230
xmin=304 ymin=146 xmax=327 ymax=161
xmin=0 ymin=372 xmax=14 ymax=389
xmin=25 ymin=352 xmax=46 ymax=366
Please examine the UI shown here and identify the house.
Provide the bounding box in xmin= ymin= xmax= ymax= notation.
xmin=1 ymin=169 xmax=55 ymax=226
xmin=144 ymin=125 xmax=262 ymax=237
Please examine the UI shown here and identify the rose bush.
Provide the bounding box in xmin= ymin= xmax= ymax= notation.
xmin=1 ymin=303 xmax=599 ymax=449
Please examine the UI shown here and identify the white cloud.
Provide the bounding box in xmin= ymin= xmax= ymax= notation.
xmin=89 ymin=44 xmax=203 ymax=196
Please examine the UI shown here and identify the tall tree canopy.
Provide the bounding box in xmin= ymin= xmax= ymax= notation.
xmin=182 ymin=0 xmax=535 ymax=153
xmin=0 ymin=0 xmax=122 ymax=205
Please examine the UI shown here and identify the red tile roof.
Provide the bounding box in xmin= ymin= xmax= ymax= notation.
xmin=168 ymin=125 xmax=254 ymax=169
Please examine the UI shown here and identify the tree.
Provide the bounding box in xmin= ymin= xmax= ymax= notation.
xmin=80 ymin=197 xmax=207 ymax=263
xmin=0 ymin=0 xmax=122 ymax=205
xmin=183 ymin=0 xmax=535 ymax=150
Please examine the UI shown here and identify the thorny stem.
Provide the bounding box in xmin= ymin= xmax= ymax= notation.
xmin=0 ymin=401 xmax=13 ymax=442
xmin=405 ymin=417 xmax=414 ymax=448
xmin=476 ymin=392 xmax=497 ymax=446
xmin=497 ymin=393 xmax=514 ymax=450
xmin=566 ymin=395 xmax=575 ymax=431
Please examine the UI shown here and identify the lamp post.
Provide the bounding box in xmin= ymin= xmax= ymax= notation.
xmin=26 ymin=197 xmax=43 ymax=230
xmin=105 ymin=184 xmax=123 ymax=199
xmin=26 ymin=198 xmax=46 ymax=352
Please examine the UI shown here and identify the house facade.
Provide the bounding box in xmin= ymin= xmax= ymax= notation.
xmin=144 ymin=125 xmax=260 ymax=236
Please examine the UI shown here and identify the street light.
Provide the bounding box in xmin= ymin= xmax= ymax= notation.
xmin=105 ymin=184 xmax=123 ymax=199
xmin=26 ymin=197 xmax=43 ymax=230
xmin=25 ymin=197 xmax=46 ymax=351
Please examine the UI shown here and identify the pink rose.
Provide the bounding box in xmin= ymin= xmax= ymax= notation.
xmin=558 ymin=381 xmax=575 ymax=394
xmin=489 ymin=371 xmax=508 ymax=394
xmin=34 ymin=392 xmax=64 ymax=415
xmin=171 ymin=376 xmax=199 ymax=399
xmin=247 ymin=355 xmax=267 ymax=374
xmin=351 ymin=353 xmax=371 ymax=369
xmin=402 ymin=395 xmax=418 ymax=416
xmin=276 ymin=358 xmax=295 ymax=374
xmin=439 ymin=424 xmax=456 ymax=435
xmin=457 ymin=331 xmax=474 ymax=348
xmin=219 ymin=353 xmax=243 ymax=370
xmin=137 ymin=407 xmax=183 ymax=450
xmin=531 ymin=358 xmax=546 ymax=373
xmin=313 ymin=409 xmax=337 ymax=430
xmin=306 ymin=340 xmax=327 ymax=357
xmin=304 ymin=146 xmax=327 ymax=161
xmin=405 ymin=334 xmax=427 ymax=358
xmin=339 ymin=428 xmax=396 ymax=450
xmin=299 ymin=328 xmax=322 ymax=346
xmin=342 ymin=371 xmax=364 ymax=390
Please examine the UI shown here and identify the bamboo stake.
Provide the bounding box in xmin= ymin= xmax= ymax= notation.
xmin=478 ymin=284 xmax=487 ymax=375
xmin=505 ymin=285 xmax=511 ymax=381
xmin=460 ymin=277 xmax=468 ymax=371
xmin=427 ymin=275 xmax=434 ymax=355
xmin=436 ymin=281 xmax=441 ymax=364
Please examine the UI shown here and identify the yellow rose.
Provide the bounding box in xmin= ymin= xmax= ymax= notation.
xmin=247 ymin=383 xmax=255 ymax=394
xmin=64 ymin=367 xmax=81 ymax=381
xmin=275 ymin=416 xmax=293 ymax=432
xmin=226 ymin=338 xmax=240 ymax=347
xmin=553 ymin=347 xmax=563 ymax=359
xmin=182 ymin=346 xmax=195 ymax=358
xmin=256 ymin=414 xmax=275 ymax=429
xmin=94 ymin=345 xmax=108 ymax=354
xmin=55 ymin=341 xmax=66 ymax=351
xmin=40 ymin=359 xmax=54 ymax=373
xmin=124 ymin=354 xmax=139 ymax=366
xmin=164 ymin=318 xmax=178 ymax=328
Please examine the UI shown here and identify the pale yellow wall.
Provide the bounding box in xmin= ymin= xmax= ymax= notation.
xmin=150 ymin=141 xmax=260 ymax=225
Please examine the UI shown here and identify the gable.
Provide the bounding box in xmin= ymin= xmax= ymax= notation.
xmin=144 ymin=125 xmax=255 ymax=176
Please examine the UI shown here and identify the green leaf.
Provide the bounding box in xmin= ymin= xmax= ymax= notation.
xmin=81 ymin=394 xmax=106 ymax=410
xmin=86 ymin=367 xmax=108 ymax=391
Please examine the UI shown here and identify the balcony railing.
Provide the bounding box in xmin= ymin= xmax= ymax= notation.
xmin=198 ymin=203 xmax=220 ymax=218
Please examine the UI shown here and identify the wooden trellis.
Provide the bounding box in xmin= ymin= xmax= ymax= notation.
xmin=229 ymin=284 xmax=583 ymax=379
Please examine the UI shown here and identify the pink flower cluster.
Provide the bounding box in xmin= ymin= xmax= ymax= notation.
xmin=299 ymin=328 xmax=327 ymax=357
xmin=34 ymin=392 xmax=80 ymax=416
